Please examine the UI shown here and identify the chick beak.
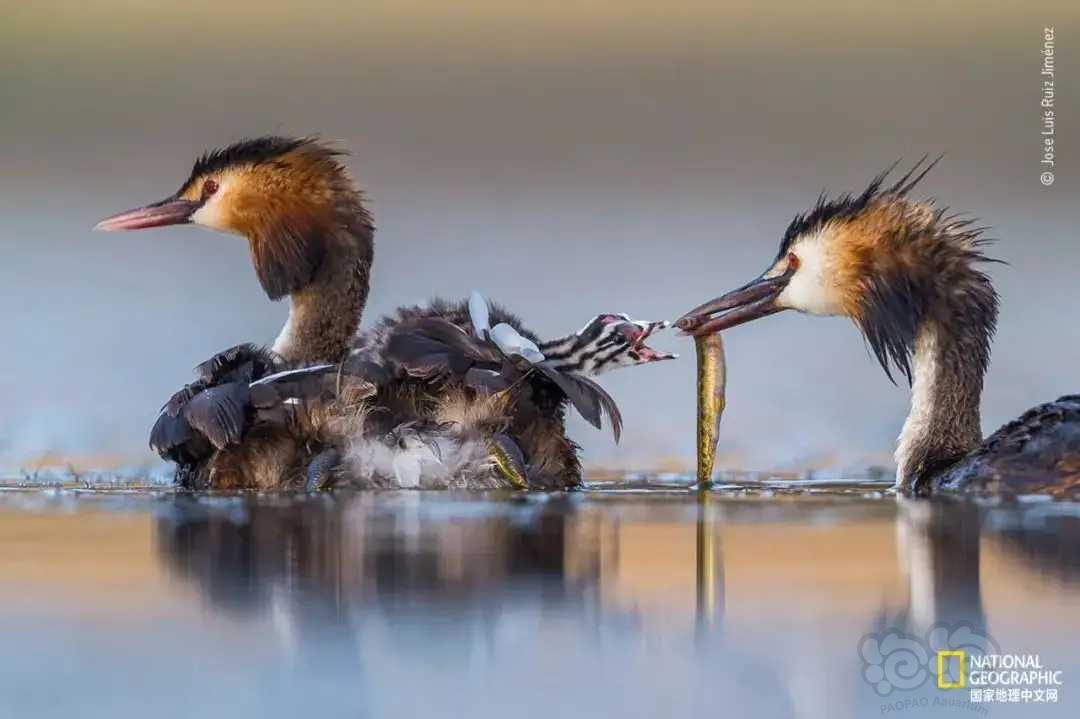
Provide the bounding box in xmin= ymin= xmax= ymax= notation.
xmin=621 ymin=320 xmax=678 ymax=362
xmin=675 ymin=268 xmax=794 ymax=336
xmin=93 ymin=196 xmax=199 ymax=231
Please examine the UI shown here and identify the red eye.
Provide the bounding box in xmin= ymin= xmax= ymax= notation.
xmin=201 ymin=179 xmax=219 ymax=199
xmin=787 ymin=252 xmax=800 ymax=270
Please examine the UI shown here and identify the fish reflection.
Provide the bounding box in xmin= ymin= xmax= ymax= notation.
xmin=696 ymin=492 xmax=724 ymax=636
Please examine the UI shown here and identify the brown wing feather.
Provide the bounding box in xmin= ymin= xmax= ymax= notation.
xmin=193 ymin=343 xmax=277 ymax=384
xmin=533 ymin=364 xmax=623 ymax=442
xmin=182 ymin=381 xmax=251 ymax=450
xmin=385 ymin=318 xmax=504 ymax=378
xmin=150 ymin=411 xmax=196 ymax=458
xmin=152 ymin=344 xmax=280 ymax=464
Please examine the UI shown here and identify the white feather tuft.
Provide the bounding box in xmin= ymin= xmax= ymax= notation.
xmin=468 ymin=290 xmax=491 ymax=339
xmin=490 ymin=323 xmax=545 ymax=363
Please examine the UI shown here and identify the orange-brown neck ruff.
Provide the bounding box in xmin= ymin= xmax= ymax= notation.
xmin=833 ymin=198 xmax=998 ymax=489
xmin=220 ymin=142 xmax=375 ymax=364
xmin=218 ymin=143 xmax=359 ymax=301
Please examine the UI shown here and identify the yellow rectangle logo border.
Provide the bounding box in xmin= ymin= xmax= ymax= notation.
xmin=937 ymin=650 xmax=966 ymax=689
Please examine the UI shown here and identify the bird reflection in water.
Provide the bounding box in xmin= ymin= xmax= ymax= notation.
xmin=155 ymin=495 xmax=619 ymax=646
xmin=154 ymin=493 xmax=729 ymax=650
xmin=148 ymin=490 xmax=1080 ymax=716
xmin=860 ymin=495 xmax=1080 ymax=707
xmin=888 ymin=498 xmax=1080 ymax=640
xmin=893 ymin=500 xmax=986 ymax=637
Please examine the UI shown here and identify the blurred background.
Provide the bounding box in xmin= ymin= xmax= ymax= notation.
xmin=1 ymin=0 xmax=1076 ymax=475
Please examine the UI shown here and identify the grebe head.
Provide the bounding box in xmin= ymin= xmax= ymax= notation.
xmin=95 ymin=136 xmax=371 ymax=300
xmin=465 ymin=292 xmax=676 ymax=376
xmin=539 ymin=313 xmax=676 ymax=376
xmin=677 ymin=157 xmax=998 ymax=383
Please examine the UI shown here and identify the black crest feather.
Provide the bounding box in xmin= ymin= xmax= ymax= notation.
xmin=179 ymin=136 xmax=322 ymax=193
xmin=777 ymin=155 xmax=943 ymax=260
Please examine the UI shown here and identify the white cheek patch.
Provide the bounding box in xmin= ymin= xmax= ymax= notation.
xmin=189 ymin=196 xmax=228 ymax=233
xmin=189 ymin=181 xmax=243 ymax=235
xmin=776 ymin=231 xmax=843 ymax=316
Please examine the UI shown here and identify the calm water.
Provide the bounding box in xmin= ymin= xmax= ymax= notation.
xmin=1 ymin=480 xmax=1077 ymax=718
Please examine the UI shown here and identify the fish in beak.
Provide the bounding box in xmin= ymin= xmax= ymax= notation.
xmin=675 ymin=264 xmax=796 ymax=336
xmin=93 ymin=196 xmax=200 ymax=231
xmin=694 ymin=333 xmax=725 ymax=488
xmin=673 ymin=264 xmax=796 ymax=488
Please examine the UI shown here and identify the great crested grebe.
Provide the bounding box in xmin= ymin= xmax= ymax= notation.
xmin=96 ymin=136 xmax=373 ymax=487
xmin=96 ymin=136 xmax=675 ymax=490
xmin=192 ymin=292 xmax=675 ymax=490
xmin=677 ymin=159 xmax=1080 ymax=496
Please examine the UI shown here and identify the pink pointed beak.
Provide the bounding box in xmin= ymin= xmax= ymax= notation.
xmin=93 ymin=197 xmax=199 ymax=231
xmin=675 ymin=265 xmax=796 ymax=336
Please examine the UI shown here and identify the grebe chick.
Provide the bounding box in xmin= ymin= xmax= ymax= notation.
xmin=677 ymin=158 xmax=1079 ymax=496
xmin=249 ymin=293 xmax=677 ymax=490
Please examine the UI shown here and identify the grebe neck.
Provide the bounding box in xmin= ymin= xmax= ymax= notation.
xmin=272 ymin=222 xmax=373 ymax=365
xmin=895 ymin=316 xmax=990 ymax=490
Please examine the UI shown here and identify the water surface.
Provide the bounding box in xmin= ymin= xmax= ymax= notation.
xmin=1 ymin=480 xmax=1077 ymax=718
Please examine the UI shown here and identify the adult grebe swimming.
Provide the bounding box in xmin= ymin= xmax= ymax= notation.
xmin=96 ymin=136 xmax=675 ymax=490
xmin=677 ymin=159 xmax=1079 ymax=496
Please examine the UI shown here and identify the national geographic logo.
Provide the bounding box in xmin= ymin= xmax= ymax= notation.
xmin=937 ymin=651 xmax=965 ymax=689
xmin=860 ymin=625 xmax=1065 ymax=707
xmin=858 ymin=623 xmax=997 ymax=697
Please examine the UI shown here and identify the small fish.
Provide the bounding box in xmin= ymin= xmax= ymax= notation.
xmin=488 ymin=433 xmax=530 ymax=489
xmin=694 ymin=334 xmax=726 ymax=488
